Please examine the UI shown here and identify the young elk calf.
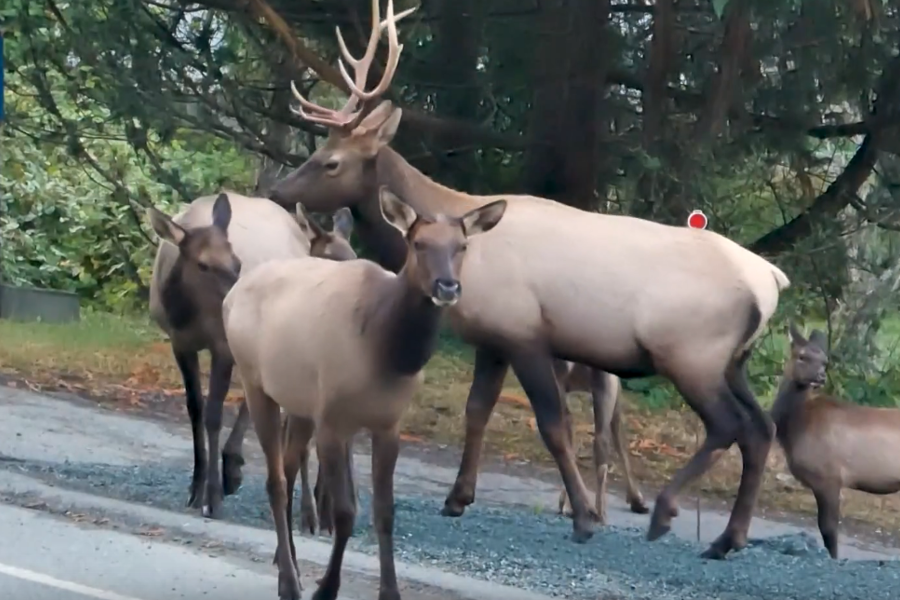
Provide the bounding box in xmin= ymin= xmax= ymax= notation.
xmin=773 ymin=323 xmax=900 ymax=559
xmin=223 ymin=187 xmax=507 ymax=600
xmin=554 ymin=361 xmax=648 ymax=523
xmin=149 ymin=193 xmax=354 ymax=519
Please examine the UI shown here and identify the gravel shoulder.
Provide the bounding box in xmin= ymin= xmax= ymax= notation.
xmin=3 ymin=386 xmax=900 ymax=600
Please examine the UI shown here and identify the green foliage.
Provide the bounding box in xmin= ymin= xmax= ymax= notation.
xmin=1 ymin=15 xmax=257 ymax=309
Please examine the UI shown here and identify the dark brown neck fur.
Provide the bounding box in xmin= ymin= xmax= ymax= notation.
xmin=352 ymin=149 xmax=478 ymax=274
xmin=771 ymin=377 xmax=811 ymax=449
xmin=360 ymin=264 xmax=443 ymax=376
xmin=160 ymin=257 xmax=197 ymax=330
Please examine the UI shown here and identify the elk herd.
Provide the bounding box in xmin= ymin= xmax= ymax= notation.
xmin=143 ymin=1 xmax=896 ymax=598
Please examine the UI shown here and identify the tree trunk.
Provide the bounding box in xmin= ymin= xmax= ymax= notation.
xmin=521 ymin=0 xmax=613 ymax=210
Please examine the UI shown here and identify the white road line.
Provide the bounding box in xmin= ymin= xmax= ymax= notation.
xmin=0 ymin=562 xmax=148 ymax=600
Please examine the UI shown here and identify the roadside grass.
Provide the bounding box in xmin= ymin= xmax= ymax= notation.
xmin=3 ymin=310 xmax=900 ymax=539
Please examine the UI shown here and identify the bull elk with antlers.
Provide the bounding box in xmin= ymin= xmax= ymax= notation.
xmin=269 ymin=0 xmax=791 ymax=560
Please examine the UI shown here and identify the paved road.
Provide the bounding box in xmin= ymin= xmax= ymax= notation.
xmin=1 ymin=386 xmax=898 ymax=562
xmin=0 ymin=387 xmax=552 ymax=600
xmin=0 ymin=502 xmax=298 ymax=600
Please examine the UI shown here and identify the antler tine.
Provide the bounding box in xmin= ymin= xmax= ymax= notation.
xmin=338 ymin=0 xmax=415 ymax=103
xmin=289 ymin=80 xmax=359 ymax=128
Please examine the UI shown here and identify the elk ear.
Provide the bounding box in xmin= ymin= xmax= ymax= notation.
xmin=295 ymin=204 xmax=328 ymax=242
xmin=788 ymin=321 xmax=807 ymax=347
xmin=808 ymin=329 xmax=828 ymax=351
xmin=379 ymin=187 xmax=417 ymax=237
xmin=211 ymin=193 xmax=233 ymax=232
xmin=375 ymin=107 xmax=402 ymax=148
xmin=461 ymin=200 xmax=508 ymax=237
xmin=357 ymin=103 xmax=402 ymax=158
xmin=148 ymin=207 xmax=186 ymax=245
xmin=333 ymin=207 xmax=354 ymax=240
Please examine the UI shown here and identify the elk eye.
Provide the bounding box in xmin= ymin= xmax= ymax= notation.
xmin=457 ymin=242 xmax=468 ymax=253
xmin=198 ymin=262 xmax=210 ymax=272
xmin=413 ymin=240 xmax=425 ymax=251
xmin=324 ymin=159 xmax=340 ymax=172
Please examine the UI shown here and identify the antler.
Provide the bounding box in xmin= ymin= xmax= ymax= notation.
xmin=290 ymin=0 xmax=417 ymax=130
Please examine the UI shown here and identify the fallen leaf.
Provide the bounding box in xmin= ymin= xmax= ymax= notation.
xmin=527 ymin=417 xmax=537 ymax=431
xmin=498 ymin=394 xmax=530 ymax=409
xmin=138 ymin=527 xmax=165 ymax=537
xmin=399 ymin=433 xmax=424 ymax=443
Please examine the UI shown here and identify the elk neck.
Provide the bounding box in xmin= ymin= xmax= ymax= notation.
xmin=360 ymin=256 xmax=445 ymax=377
xmin=351 ymin=148 xmax=483 ymax=275
xmin=160 ymin=255 xmax=225 ymax=331
xmin=770 ymin=376 xmax=812 ymax=449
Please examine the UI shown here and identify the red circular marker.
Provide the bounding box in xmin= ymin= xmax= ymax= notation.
xmin=687 ymin=210 xmax=708 ymax=230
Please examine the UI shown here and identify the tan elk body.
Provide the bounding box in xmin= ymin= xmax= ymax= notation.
xmin=148 ymin=191 xmax=354 ymax=518
xmin=223 ymin=187 xmax=507 ymax=600
xmin=268 ymin=0 xmax=790 ymax=559
xmin=773 ymin=324 xmax=900 ymax=559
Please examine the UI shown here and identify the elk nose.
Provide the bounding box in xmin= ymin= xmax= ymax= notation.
xmin=432 ymin=279 xmax=462 ymax=306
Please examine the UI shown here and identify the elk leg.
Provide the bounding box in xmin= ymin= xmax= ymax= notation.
xmin=312 ymin=429 xmax=356 ymax=600
xmin=611 ymin=400 xmax=649 ymax=514
xmin=371 ymin=426 xmax=401 ymax=600
xmin=813 ymin=486 xmax=841 ymax=559
xmin=202 ymin=351 xmax=233 ymax=519
xmin=221 ymin=399 xmax=250 ymax=496
xmin=245 ymin=385 xmax=301 ymax=600
xmin=648 ymin=387 xmax=740 ymax=544
xmin=314 ymin=461 xmax=333 ymax=536
xmin=511 ymin=349 xmax=595 ymax=542
xmin=442 ymin=347 xmax=509 ymax=517
xmin=556 ymin=374 xmax=578 ymax=518
xmin=701 ymin=363 xmax=775 ymax=560
xmin=589 ymin=369 xmax=615 ymax=525
xmin=174 ymin=349 xmax=207 ymax=509
xmin=285 ymin=415 xmax=318 ymax=538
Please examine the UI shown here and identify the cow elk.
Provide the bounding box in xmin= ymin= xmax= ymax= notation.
xmin=554 ymin=361 xmax=648 ymax=523
xmin=772 ymin=323 xmax=900 ymax=559
xmin=148 ymin=192 xmax=354 ymax=519
xmin=223 ymin=186 xmax=507 ymax=600
xmin=268 ymin=0 xmax=791 ymax=559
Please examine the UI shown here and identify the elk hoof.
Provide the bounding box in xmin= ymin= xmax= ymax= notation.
xmin=312 ymin=580 xmax=338 ymax=600
xmin=221 ymin=452 xmax=245 ymax=496
xmin=441 ymin=484 xmax=473 ymax=517
xmin=571 ymin=525 xmax=594 ymax=544
xmin=300 ymin=504 xmax=318 ymax=536
xmin=202 ymin=499 xmax=224 ymax=520
xmin=278 ymin=570 xmax=302 ymax=600
xmin=378 ymin=588 xmax=402 ymax=600
xmin=700 ymin=530 xmax=746 ymax=560
xmin=186 ymin=481 xmax=204 ymax=509
xmin=699 ymin=544 xmax=729 ymax=561
xmin=629 ymin=495 xmax=650 ymax=515
xmin=440 ymin=502 xmax=466 ymax=517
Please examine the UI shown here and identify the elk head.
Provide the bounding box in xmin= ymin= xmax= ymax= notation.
xmin=268 ymin=0 xmax=414 ymax=213
xmin=379 ymin=186 xmax=507 ymax=307
xmin=148 ymin=193 xmax=242 ymax=292
xmin=295 ymin=206 xmax=357 ymax=261
xmin=786 ymin=322 xmax=829 ymax=389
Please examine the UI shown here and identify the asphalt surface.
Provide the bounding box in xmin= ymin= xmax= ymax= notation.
xmin=3 ymin=385 xmax=900 ymax=600
xmin=0 ymin=502 xmax=286 ymax=600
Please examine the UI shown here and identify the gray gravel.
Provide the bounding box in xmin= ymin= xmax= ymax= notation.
xmin=3 ymin=457 xmax=900 ymax=600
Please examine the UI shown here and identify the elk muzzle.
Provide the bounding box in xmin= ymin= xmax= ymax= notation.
xmin=217 ymin=259 xmax=242 ymax=290
xmin=431 ymin=278 xmax=461 ymax=306
xmin=812 ymin=370 xmax=827 ymax=388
